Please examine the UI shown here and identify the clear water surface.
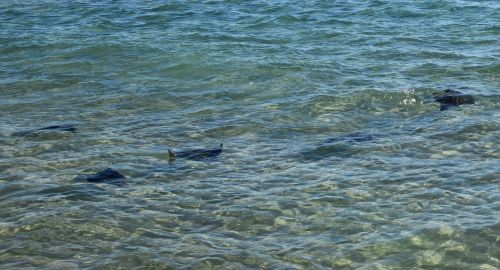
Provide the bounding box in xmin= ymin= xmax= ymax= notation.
xmin=1 ymin=0 xmax=499 ymax=269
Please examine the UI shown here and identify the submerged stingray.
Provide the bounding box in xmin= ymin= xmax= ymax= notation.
xmin=74 ymin=168 xmax=125 ymax=186
xmin=433 ymin=89 xmax=475 ymax=111
xmin=323 ymin=132 xmax=374 ymax=144
xmin=301 ymin=132 xmax=375 ymax=160
xmin=13 ymin=124 xmax=77 ymax=136
xmin=168 ymin=143 xmax=223 ymax=161
xmin=38 ymin=124 xmax=77 ymax=132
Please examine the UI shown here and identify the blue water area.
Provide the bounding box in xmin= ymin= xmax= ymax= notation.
xmin=1 ymin=1 xmax=499 ymax=269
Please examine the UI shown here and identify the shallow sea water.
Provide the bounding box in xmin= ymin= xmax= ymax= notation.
xmin=1 ymin=0 xmax=499 ymax=269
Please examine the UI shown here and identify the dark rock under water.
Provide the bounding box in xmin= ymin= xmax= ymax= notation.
xmin=74 ymin=168 xmax=125 ymax=186
xmin=433 ymin=89 xmax=475 ymax=111
xmin=168 ymin=143 xmax=223 ymax=161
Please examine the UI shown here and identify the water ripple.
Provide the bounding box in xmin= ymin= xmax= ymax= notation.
xmin=1 ymin=0 xmax=499 ymax=269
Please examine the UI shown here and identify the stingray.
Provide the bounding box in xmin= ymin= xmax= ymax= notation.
xmin=433 ymin=89 xmax=475 ymax=111
xmin=37 ymin=124 xmax=77 ymax=132
xmin=12 ymin=124 xmax=77 ymax=136
xmin=168 ymin=143 xmax=223 ymax=161
xmin=301 ymin=132 xmax=375 ymax=160
xmin=323 ymin=132 xmax=374 ymax=144
xmin=74 ymin=168 xmax=125 ymax=186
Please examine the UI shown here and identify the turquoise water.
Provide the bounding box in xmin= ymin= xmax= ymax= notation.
xmin=1 ymin=0 xmax=499 ymax=269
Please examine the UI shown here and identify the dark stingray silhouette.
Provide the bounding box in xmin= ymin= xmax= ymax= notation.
xmin=38 ymin=124 xmax=77 ymax=132
xmin=301 ymin=132 xmax=375 ymax=160
xmin=74 ymin=168 xmax=125 ymax=186
xmin=433 ymin=89 xmax=475 ymax=111
xmin=168 ymin=143 xmax=223 ymax=161
xmin=13 ymin=124 xmax=77 ymax=137
xmin=323 ymin=132 xmax=374 ymax=144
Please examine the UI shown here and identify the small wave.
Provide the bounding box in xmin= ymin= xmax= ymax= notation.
xmin=246 ymin=13 xmax=312 ymax=29
xmin=419 ymin=51 xmax=465 ymax=60
xmin=299 ymin=89 xmax=427 ymax=116
xmin=148 ymin=3 xmax=187 ymax=12
xmin=183 ymin=31 xmax=289 ymax=45
xmin=382 ymin=6 xmax=427 ymax=18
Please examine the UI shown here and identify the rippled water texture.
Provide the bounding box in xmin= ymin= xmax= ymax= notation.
xmin=1 ymin=0 xmax=499 ymax=269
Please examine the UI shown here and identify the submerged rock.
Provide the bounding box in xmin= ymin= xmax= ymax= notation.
xmin=168 ymin=143 xmax=223 ymax=161
xmin=433 ymin=89 xmax=475 ymax=111
xmin=74 ymin=168 xmax=125 ymax=186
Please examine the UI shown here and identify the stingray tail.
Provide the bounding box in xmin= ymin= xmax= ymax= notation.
xmin=168 ymin=149 xmax=176 ymax=161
